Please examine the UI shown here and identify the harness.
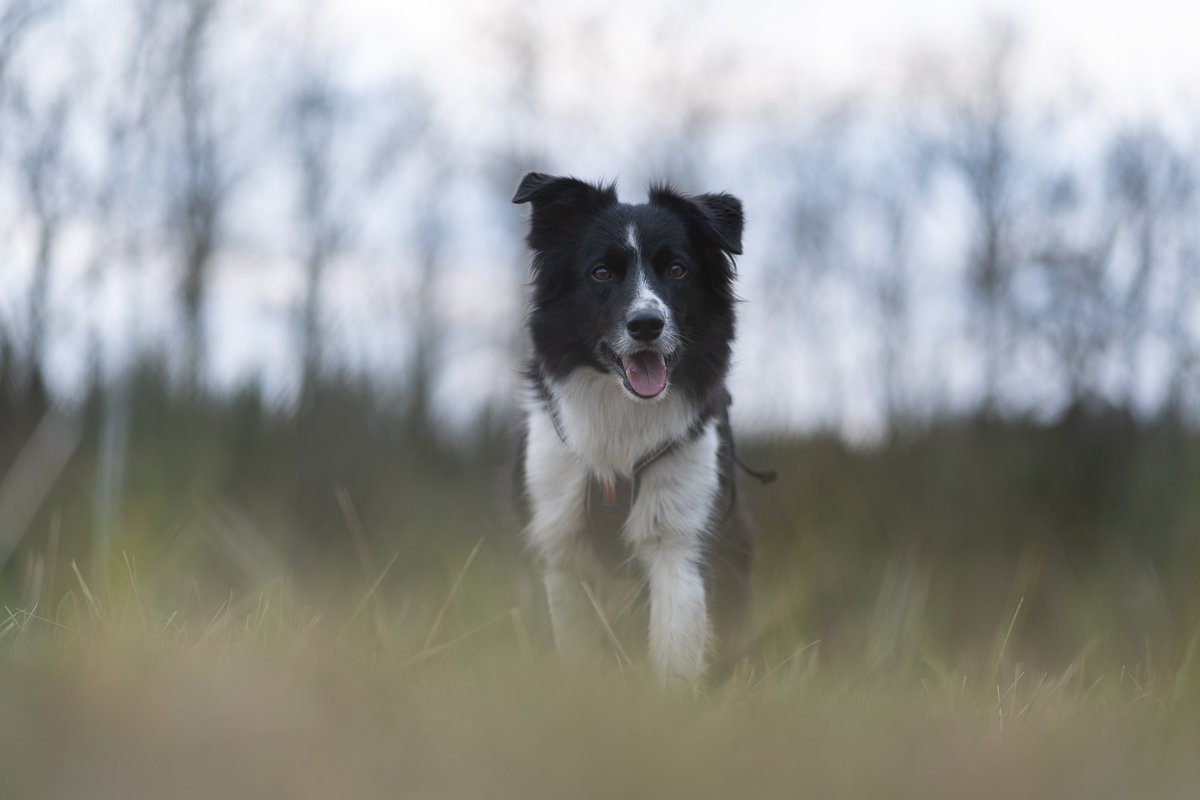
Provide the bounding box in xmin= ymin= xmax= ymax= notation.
xmin=543 ymin=394 xmax=710 ymax=484
xmin=541 ymin=389 xmax=773 ymax=578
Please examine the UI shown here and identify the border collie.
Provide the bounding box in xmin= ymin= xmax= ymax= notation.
xmin=512 ymin=172 xmax=754 ymax=687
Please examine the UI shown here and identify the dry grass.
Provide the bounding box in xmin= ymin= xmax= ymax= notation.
xmin=2 ymin=538 xmax=1199 ymax=800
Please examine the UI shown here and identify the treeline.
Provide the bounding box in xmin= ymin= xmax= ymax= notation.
xmin=0 ymin=0 xmax=459 ymax=413
xmin=770 ymin=25 xmax=1200 ymax=433
xmin=0 ymin=6 xmax=1196 ymax=436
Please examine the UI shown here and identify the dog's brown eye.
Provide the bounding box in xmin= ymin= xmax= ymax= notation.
xmin=592 ymin=266 xmax=612 ymax=281
xmin=667 ymin=263 xmax=686 ymax=278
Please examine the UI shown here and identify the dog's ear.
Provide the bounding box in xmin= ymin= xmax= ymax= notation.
xmin=692 ymin=192 xmax=744 ymax=255
xmin=512 ymin=172 xmax=617 ymax=240
xmin=650 ymin=185 xmax=744 ymax=256
xmin=512 ymin=172 xmax=575 ymax=205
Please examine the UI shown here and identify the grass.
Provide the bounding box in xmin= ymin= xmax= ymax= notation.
xmin=2 ymin=531 xmax=1199 ymax=800
xmin=4 ymin=380 xmax=1200 ymax=796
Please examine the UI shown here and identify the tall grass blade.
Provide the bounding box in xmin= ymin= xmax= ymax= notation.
xmin=1171 ymin=619 xmax=1200 ymax=708
xmin=989 ymin=596 xmax=1023 ymax=689
xmin=335 ymin=486 xmax=376 ymax=583
xmin=422 ymin=538 xmax=484 ymax=652
xmin=581 ymin=580 xmax=633 ymax=671
xmin=337 ymin=550 xmax=400 ymax=642
xmin=70 ymin=559 xmax=102 ymax=624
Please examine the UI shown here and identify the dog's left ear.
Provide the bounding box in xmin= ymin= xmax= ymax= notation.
xmin=650 ymin=186 xmax=744 ymax=256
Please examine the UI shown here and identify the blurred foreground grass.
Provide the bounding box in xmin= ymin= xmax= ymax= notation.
xmin=3 ymin=372 xmax=1200 ymax=797
xmin=2 ymin=534 xmax=1199 ymax=800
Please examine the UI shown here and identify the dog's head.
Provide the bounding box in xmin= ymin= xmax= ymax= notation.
xmin=514 ymin=172 xmax=743 ymax=402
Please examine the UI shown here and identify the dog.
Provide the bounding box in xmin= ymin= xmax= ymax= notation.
xmin=512 ymin=172 xmax=754 ymax=687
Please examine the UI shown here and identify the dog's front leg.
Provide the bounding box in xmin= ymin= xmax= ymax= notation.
xmin=627 ymin=424 xmax=721 ymax=688
xmin=524 ymin=407 xmax=606 ymax=668
xmin=641 ymin=539 xmax=708 ymax=687
xmin=542 ymin=561 xmax=605 ymax=667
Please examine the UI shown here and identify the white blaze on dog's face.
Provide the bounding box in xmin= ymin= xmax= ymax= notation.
xmin=612 ymin=222 xmax=682 ymax=398
xmin=513 ymin=173 xmax=744 ymax=405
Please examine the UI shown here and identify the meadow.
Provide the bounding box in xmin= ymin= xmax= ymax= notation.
xmin=2 ymin=371 xmax=1200 ymax=798
xmin=2 ymin=0 xmax=1200 ymax=794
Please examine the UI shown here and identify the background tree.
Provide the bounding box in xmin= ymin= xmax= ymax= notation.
xmin=13 ymin=90 xmax=74 ymax=401
xmin=167 ymin=0 xmax=231 ymax=396
xmin=0 ymin=0 xmax=55 ymax=413
xmin=1104 ymin=126 xmax=1195 ymax=408
xmin=1024 ymin=168 xmax=1116 ymax=409
xmin=934 ymin=22 xmax=1022 ymax=415
xmin=286 ymin=62 xmax=347 ymax=407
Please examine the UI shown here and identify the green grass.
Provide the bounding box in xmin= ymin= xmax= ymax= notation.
xmin=2 ymin=531 xmax=1199 ymax=800
xmin=4 ymin=379 xmax=1200 ymax=796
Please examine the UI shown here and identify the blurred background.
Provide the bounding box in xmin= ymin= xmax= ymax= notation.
xmin=3 ymin=0 xmax=1200 ymax=671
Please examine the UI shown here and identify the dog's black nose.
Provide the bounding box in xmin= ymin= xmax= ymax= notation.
xmin=626 ymin=310 xmax=665 ymax=342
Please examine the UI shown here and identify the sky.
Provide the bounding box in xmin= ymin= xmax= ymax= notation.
xmin=305 ymin=0 xmax=1200 ymax=120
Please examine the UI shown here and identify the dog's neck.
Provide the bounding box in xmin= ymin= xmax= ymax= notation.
xmin=536 ymin=366 xmax=698 ymax=480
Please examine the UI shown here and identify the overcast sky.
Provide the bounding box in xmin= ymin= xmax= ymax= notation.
xmin=289 ymin=0 xmax=1200 ymax=120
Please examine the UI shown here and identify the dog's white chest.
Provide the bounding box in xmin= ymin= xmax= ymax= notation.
xmin=536 ymin=367 xmax=697 ymax=479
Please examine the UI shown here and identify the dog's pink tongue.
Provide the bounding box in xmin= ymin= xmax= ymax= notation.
xmin=622 ymin=352 xmax=668 ymax=397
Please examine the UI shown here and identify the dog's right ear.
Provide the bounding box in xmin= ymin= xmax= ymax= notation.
xmin=513 ymin=172 xmax=615 ymax=207
xmin=512 ymin=172 xmax=567 ymax=205
xmin=512 ymin=172 xmax=617 ymax=249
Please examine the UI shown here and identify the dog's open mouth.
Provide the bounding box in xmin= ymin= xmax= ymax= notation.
xmin=620 ymin=351 xmax=668 ymax=397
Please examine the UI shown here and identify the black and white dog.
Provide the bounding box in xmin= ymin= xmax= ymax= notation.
xmin=512 ymin=172 xmax=754 ymax=687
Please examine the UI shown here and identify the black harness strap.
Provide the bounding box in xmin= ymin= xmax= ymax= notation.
xmin=544 ymin=388 xmax=772 ymax=483
xmin=537 ymin=383 xmax=775 ymax=578
xmin=542 ymin=392 xmax=708 ymax=482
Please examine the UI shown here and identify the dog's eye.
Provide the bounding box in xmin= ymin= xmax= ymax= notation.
xmin=667 ymin=263 xmax=687 ymax=278
xmin=592 ymin=266 xmax=612 ymax=281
